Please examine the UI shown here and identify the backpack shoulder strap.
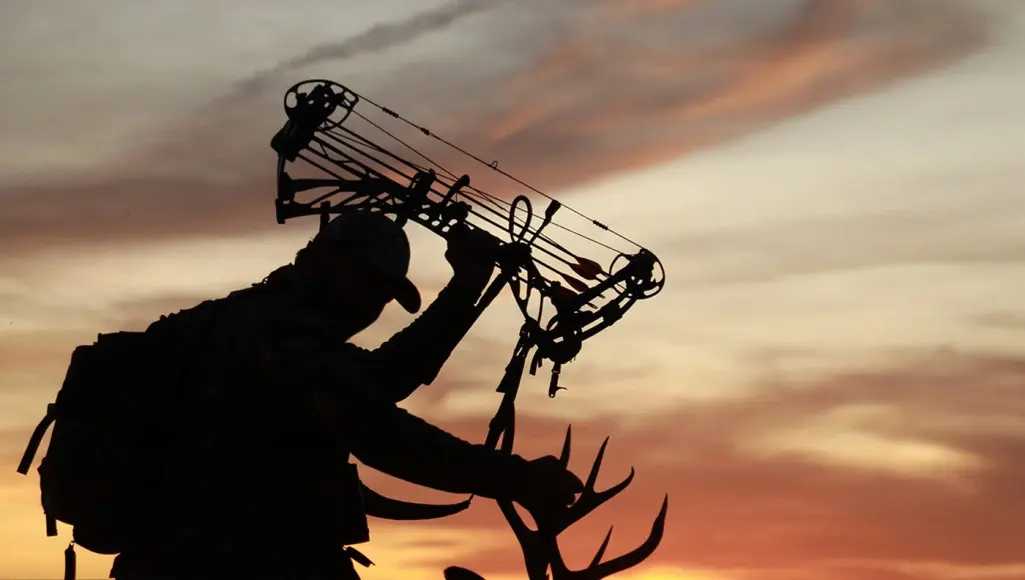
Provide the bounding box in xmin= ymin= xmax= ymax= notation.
xmin=17 ymin=402 xmax=58 ymax=476
xmin=15 ymin=338 xmax=99 ymax=476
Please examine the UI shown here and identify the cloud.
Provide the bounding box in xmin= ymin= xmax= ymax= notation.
xmin=977 ymin=311 xmax=1025 ymax=333
xmin=657 ymin=198 xmax=1025 ymax=288
xmin=0 ymin=0 xmax=988 ymax=258
xmin=232 ymin=0 xmax=514 ymax=96
xmin=439 ymin=0 xmax=989 ymax=189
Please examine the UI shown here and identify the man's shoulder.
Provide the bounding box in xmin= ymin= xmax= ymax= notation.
xmin=144 ymin=279 xmax=376 ymax=383
xmin=215 ymin=287 xmax=369 ymax=372
xmin=140 ymin=285 xmax=289 ymax=359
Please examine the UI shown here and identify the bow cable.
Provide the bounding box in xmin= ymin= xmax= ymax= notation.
xmin=353 ymin=92 xmax=644 ymax=250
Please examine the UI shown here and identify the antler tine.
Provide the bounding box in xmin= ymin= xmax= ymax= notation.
xmin=585 ymin=437 xmax=608 ymax=489
xmin=590 ymin=527 xmax=613 ymax=568
xmin=551 ymin=437 xmax=634 ymax=535
xmin=444 ymin=567 xmax=487 ymax=580
xmin=559 ymin=425 xmax=572 ymax=467
xmin=550 ymin=495 xmax=669 ymax=580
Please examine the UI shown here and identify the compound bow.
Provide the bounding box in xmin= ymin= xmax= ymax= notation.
xmin=269 ymin=79 xmax=668 ymax=576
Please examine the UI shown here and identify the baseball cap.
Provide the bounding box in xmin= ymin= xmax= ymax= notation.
xmin=313 ymin=210 xmax=422 ymax=314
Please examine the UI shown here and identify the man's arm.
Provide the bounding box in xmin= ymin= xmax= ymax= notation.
xmin=358 ymin=225 xmax=501 ymax=403
xmin=354 ymin=279 xmax=483 ymax=403
xmin=315 ymin=362 xmax=529 ymax=500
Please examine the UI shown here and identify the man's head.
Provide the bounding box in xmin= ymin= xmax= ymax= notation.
xmin=294 ymin=210 xmax=422 ymax=336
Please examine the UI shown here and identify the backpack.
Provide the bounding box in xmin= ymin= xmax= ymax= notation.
xmin=15 ymin=300 xmax=220 ymax=576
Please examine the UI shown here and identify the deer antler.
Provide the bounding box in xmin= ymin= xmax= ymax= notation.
xmin=497 ymin=424 xmax=669 ymax=580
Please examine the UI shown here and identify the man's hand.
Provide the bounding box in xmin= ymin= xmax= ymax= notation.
xmin=516 ymin=455 xmax=584 ymax=528
xmin=445 ymin=224 xmax=500 ymax=294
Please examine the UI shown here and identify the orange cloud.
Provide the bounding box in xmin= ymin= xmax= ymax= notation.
xmin=460 ymin=0 xmax=987 ymax=192
xmin=325 ymin=350 xmax=1025 ymax=579
xmin=5 ymin=315 xmax=1024 ymax=578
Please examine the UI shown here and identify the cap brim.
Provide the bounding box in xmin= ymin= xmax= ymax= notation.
xmin=391 ymin=277 xmax=422 ymax=314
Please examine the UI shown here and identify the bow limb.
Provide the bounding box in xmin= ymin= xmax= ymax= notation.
xmin=361 ymin=482 xmax=473 ymax=521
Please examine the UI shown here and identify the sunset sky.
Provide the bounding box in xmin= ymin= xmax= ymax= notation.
xmin=2 ymin=0 xmax=1024 ymax=579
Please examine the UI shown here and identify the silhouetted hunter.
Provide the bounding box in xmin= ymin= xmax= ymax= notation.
xmin=19 ymin=209 xmax=583 ymax=580
xmin=19 ymin=77 xmax=671 ymax=580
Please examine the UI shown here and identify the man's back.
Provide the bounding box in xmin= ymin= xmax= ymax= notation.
xmin=108 ymin=250 xmax=586 ymax=578
xmin=112 ymin=270 xmax=364 ymax=579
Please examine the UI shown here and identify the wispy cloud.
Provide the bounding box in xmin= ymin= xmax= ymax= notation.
xmin=232 ymin=0 xmax=514 ymax=96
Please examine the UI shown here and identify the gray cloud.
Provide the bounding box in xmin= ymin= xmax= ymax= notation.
xmin=0 ymin=0 xmax=989 ymax=261
xmin=976 ymin=311 xmax=1025 ymax=332
xmin=662 ymin=195 xmax=1025 ymax=287
xmin=231 ymin=0 xmax=515 ymax=97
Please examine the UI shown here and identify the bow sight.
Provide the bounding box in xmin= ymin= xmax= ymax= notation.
xmin=269 ymin=78 xmax=664 ymax=443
